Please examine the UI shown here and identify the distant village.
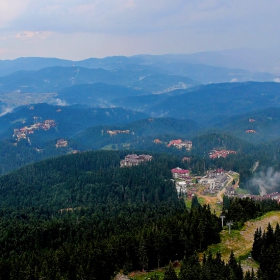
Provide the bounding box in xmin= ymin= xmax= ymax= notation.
xmin=172 ymin=164 xmax=280 ymax=205
xmin=55 ymin=139 xmax=68 ymax=148
xmin=12 ymin=118 xmax=71 ymax=149
xmin=107 ymin=130 xmax=130 ymax=136
xmin=154 ymin=139 xmax=193 ymax=151
xmin=209 ymin=149 xmax=236 ymax=159
xmin=13 ymin=119 xmax=56 ymax=142
xmin=246 ymin=118 xmax=257 ymax=133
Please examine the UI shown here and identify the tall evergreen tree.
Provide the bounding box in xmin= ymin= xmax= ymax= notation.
xmin=179 ymin=254 xmax=201 ymax=280
xmin=164 ymin=262 xmax=178 ymax=280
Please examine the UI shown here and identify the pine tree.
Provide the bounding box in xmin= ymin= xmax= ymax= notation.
xmin=179 ymin=255 xmax=201 ymax=280
xmin=163 ymin=262 xmax=178 ymax=280
xmin=191 ymin=195 xmax=201 ymax=209
xmin=227 ymin=251 xmax=243 ymax=280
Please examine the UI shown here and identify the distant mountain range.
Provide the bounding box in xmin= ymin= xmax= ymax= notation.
xmin=0 ymin=65 xmax=197 ymax=94
xmin=113 ymin=82 xmax=280 ymax=123
xmin=0 ymin=53 xmax=277 ymax=84
xmin=0 ymin=54 xmax=279 ymax=176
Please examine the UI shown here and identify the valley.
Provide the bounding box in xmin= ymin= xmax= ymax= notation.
xmin=0 ymin=92 xmax=57 ymax=110
xmin=0 ymin=55 xmax=279 ymax=279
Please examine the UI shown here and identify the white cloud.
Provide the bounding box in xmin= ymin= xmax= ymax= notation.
xmin=249 ymin=167 xmax=280 ymax=193
xmin=0 ymin=0 xmax=279 ymax=61
xmin=2 ymin=0 xmax=280 ymax=38
xmin=16 ymin=31 xmax=52 ymax=40
xmin=0 ymin=0 xmax=31 ymax=28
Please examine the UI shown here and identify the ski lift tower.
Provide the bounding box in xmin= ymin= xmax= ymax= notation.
xmin=226 ymin=221 xmax=233 ymax=234
xmin=220 ymin=215 xmax=225 ymax=227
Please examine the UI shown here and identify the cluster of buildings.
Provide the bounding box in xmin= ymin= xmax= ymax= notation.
xmin=237 ymin=192 xmax=280 ymax=203
xmin=171 ymin=167 xmax=194 ymax=195
xmin=209 ymin=149 xmax=236 ymax=159
xmin=13 ymin=119 xmax=56 ymax=141
xmin=167 ymin=139 xmax=192 ymax=150
xmin=55 ymin=139 xmax=68 ymax=148
xmin=120 ymin=154 xmax=153 ymax=167
xmin=153 ymin=139 xmax=192 ymax=151
xmin=199 ymin=169 xmax=229 ymax=194
xmin=107 ymin=130 xmax=130 ymax=136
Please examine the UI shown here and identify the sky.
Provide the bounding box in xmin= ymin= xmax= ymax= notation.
xmin=0 ymin=0 xmax=279 ymax=60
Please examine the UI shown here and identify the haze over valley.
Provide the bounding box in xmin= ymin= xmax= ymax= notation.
xmin=0 ymin=1 xmax=280 ymax=279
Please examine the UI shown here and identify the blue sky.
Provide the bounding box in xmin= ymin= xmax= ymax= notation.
xmin=0 ymin=0 xmax=279 ymax=60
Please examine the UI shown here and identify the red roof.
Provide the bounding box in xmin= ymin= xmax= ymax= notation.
xmin=171 ymin=168 xmax=189 ymax=174
xmin=167 ymin=139 xmax=182 ymax=147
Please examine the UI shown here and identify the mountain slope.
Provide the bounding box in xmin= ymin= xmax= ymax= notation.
xmin=0 ymin=103 xmax=147 ymax=139
xmin=72 ymin=117 xmax=201 ymax=150
xmin=0 ymin=54 xmax=276 ymax=83
xmin=56 ymin=83 xmax=148 ymax=106
xmin=114 ymin=82 xmax=280 ymax=124
xmin=211 ymin=107 xmax=280 ymax=143
xmin=0 ymin=66 xmax=197 ymax=93
xmin=0 ymin=150 xmax=180 ymax=209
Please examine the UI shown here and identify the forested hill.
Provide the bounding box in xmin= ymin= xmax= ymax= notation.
xmin=0 ymin=150 xmax=181 ymax=210
xmin=211 ymin=107 xmax=280 ymax=143
xmin=72 ymin=117 xmax=201 ymax=150
xmin=0 ymin=150 xmax=222 ymax=279
xmin=0 ymin=66 xmax=197 ymax=93
xmin=115 ymin=82 xmax=280 ymax=124
xmin=0 ymin=103 xmax=147 ymax=137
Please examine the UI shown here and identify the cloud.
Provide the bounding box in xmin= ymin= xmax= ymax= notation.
xmin=0 ymin=0 xmax=31 ymax=28
xmin=248 ymin=167 xmax=280 ymax=193
xmin=2 ymin=1 xmax=280 ymax=36
xmin=3 ymin=1 xmax=231 ymax=33
xmin=55 ymin=98 xmax=67 ymax=106
xmin=0 ymin=106 xmax=13 ymax=117
xmin=1 ymin=1 xmax=279 ymax=38
xmin=16 ymin=31 xmax=52 ymax=40
xmin=0 ymin=0 xmax=280 ymax=61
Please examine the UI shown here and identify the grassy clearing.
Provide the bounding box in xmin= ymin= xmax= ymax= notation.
xmin=185 ymin=196 xmax=209 ymax=209
xmin=235 ymin=187 xmax=249 ymax=195
xmin=185 ymin=194 xmax=222 ymax=214
xmin=185 ymin=199 xmax=192 ymax=209
xmin=231 ymin=173 xmax=239 ymax=182
xmin=206 ymin=211 xmax=280 ymax=271
xmin=129 ymin=270 xmax=165 ymax=280
xmin=129 ymin=268 xmax=179 ymax=280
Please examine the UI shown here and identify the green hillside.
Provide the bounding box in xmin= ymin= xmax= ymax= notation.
xmin=0 ymin=66 xmax=197 ymax=93
xmin=114 ymin=82 xmax=280 ymax=124
xmin=73 ymin=117 xmax=201 ymax=151
xmin=57 ymin=83 xmax=148 ymax=106
xmin=212 ymin=107 xmax=280 ymax=143
xmin=0 ymin=150 xmax=221 ymax=279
